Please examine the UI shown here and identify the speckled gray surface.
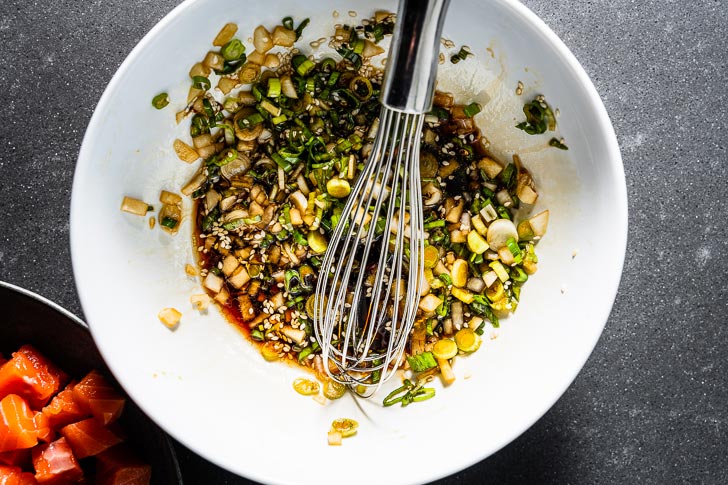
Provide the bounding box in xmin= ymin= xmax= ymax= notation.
xmin=1 ymin=0 xmax=726 ymax=483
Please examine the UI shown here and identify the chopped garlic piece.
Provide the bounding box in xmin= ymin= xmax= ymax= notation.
xmin=327 ymin=430 xmax=342 ymax=446
xmin=158 ymin=308 xmax=182 ymax=329
xmin=190 ymin=294 xmax=211 ymax=311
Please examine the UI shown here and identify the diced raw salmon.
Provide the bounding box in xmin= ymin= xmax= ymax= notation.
xmin=0 ymin=465 xmax=38 ymax=485
xmin=31 ymin=438 xmax=83 ymax=485
xmin=71 ymin=372 xmax=125 ymax=426
xmin=0 ymin=449 xmax=31 ymax=468
xmin=0 ymin=395 xmax=38 ymax=453
xmin=41 ymin=388 xmax=89 ymax=432
xmin=59 ymin=418 xmax=123 ymax=459
xmin=95 ymin=445 xmax=151 ymax=485
xmin=32 ymin=413 xmax=54 ymax=444
xmin=0 ymin=346 xmax=68 ymax=409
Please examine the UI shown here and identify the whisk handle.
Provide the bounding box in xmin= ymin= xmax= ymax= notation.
xmin=381 ymin=0 xmax=451 ymax=114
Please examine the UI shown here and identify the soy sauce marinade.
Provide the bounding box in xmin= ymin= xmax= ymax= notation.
xmin=174 ymin=15 xmax=547 ymax=404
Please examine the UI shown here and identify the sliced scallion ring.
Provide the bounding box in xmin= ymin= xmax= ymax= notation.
xmin=331 ymin=418 xmax=358 ymax=437
xmin=191 ymin=75 xmax=211 ymax=91
xmin=221 ymin=38 xmax=245 ymax=61
xmin=151 ymin=93 xmax=169 ymax=109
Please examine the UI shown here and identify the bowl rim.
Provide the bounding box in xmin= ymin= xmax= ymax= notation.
xmin=0 ymin=280 xmax=185 ymax=485
xmin=70 ymin=0 xmax=628 ymax=482
xmin=1 ymin=281 xmax=88 ymax=329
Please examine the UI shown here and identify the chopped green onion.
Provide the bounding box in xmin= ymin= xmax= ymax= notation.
xmin=202 ymin=98 xmax=215 ymax=118
xmin=516 ymin=97 xmax=556 ymax=135
xmin=239 ymin=112 xmax=264 ymax=128
xmin=336 ymin=47 xmax=362 ymax=69
xmin=470 ymin=295 xmax=500 ymax=328
xmin=382 ymin=379 xmax=435 ymax=407
xmin=351 ymin=39 xmax=364 ymax=55
xmin=349 ymin=76 xmax=373 ymax=101
xmin=506 ymin=237 xmax=523 ymax=264
xmin=294 ymin=18 xmax=310 ymax=40
xmin=320 ymin=58 xmax=336 ymax=72
xmin=192 ymin=75 xmax=211 ymax=91
xmin=271 ymin=114 xmax=288 ymax=125
xmin=406 ymin=352 xmax=437 ymax=372
xmin=424 ymin=220 xmax=446 ymax=230
xmin=497 ymin=206 xmax=511 ymax=220
xmin=251 ymin=329 xmax=265 ymax=341
xmin=160 ymin=216 xmax=178 ymax=229
xmin=285 ymin=269 xmax=303 ymax=295
xmin=151 ymin=93 xmax=169 ymax=109
xmin=215 ymin=58 xmax=246 ymax=75
xmin=271 ymin=153 xmax=292 ymax=172
xmin=296 ymin=59 xmax=315 ymax=76
xmin=282 ymin=16 xmax=294 ymax=30
xmin=297 ymin=341 xmax=319 ymax=362
xmin=267 ymin=78 xmax=281 ymax=98
xmin=383 ymin=380 xmax=414 ymax=407
xmin=500 ymin=163 xmax=516 ymax=189
xmin=190 ymin=114 xmax=209 ymax=137
xmin=201 ymin=207 xmax=219 ymax=232
xmin=213 ymin=148 xmax=238 ymax=167
xmin=510 ymin=266 xmax=528 ymax=283
xmin=463 ymin=102 xmax=482 ymax=118
xmin=221 ymin=39 xmax=245 ymax=61
xmin=260 ymin=99 xmax=281 ymax=116
xmin=411 ymin=387 xmax=436 ymax=403
xmin=450 ymin=46 xmax=472 ymax=64
xmin=251 ymin=84 xmax=263 ymax=101
xmin=438 ymin=274 xmax=453 ymax=286
xmin=327 ymin=71 xmax=340 ymax=87
xmin=548 ymin=137 xmax=569 ymax=150
xmin=293 ymin=230 xmax=308 ymax=246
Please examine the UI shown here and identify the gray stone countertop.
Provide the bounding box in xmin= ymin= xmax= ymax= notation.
xmin=1 ymin=0 xmax=726 ymax=483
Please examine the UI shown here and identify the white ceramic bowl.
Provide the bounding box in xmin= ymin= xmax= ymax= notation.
xmin=71 ymin=0 xmax=627 ymax=483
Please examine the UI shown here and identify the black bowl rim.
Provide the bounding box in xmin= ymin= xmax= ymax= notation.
xmin=0 ymin=280 xmax=184 ymax=484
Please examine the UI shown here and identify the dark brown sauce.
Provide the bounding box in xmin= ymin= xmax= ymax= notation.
xmin=192 ymin=201 xmax=313 ymax=373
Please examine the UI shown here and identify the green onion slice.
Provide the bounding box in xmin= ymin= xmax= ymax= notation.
xmin=160 ymin=216 xmax=178 ymax=229
xmin=192 ymin=75 xmax=211 ymax=91
xmin=406 ymin=352 xmax=437 ymax=372
xmin=294 ymin=18 xmax=310 ymax=40
xmin=548 ymin=137 xmax=569 ymax=150
xmin=463 ymin=102 xmax=482 ymax=118
xmin=221 ymin=39 xmax=245 ymax=61
xmin=151 ymin=93 xmax=169 ymax=109
xmin=349 ymin=76 xmax=373 ymax=101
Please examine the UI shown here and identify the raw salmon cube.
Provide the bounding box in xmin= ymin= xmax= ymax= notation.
xmin=0 ymin=395 xmax=38 ymax=453
xmin=0 ymin=346 xmax=68 ymax=409
xmin=33 ymin=413 xmax=54 ymax=444
xmin=59 ymin=418 xmax=123 ymax=459
xmin=72 ymin=372 xmax=125 ymax=426
xmin=31 ymin=437 xmax=83 ymax=485
xmin=41 ymin=388 xmax=90 ymax=432
xmin=0 ymin=465 xmax=38 ymax=485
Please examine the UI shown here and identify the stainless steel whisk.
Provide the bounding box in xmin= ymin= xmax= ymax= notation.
xmin=314 ymin=0 xmax=451 ymax=392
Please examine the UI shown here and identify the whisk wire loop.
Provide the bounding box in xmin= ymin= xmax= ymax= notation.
xmin=314 ymin=107 xmax=425 ymax=392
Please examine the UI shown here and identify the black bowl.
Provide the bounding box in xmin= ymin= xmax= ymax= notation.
xmin=0 ymin=281 xmax=183 ymax=484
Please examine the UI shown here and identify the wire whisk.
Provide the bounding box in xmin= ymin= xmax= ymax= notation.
xmin=314 ymin=0 xmax=451 ymax=393
xmin=315 ymin=108 xmax=425 ymax=390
